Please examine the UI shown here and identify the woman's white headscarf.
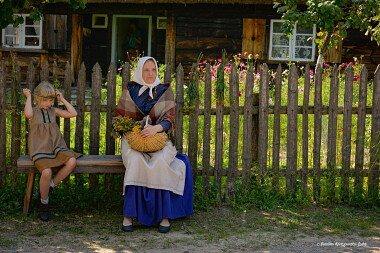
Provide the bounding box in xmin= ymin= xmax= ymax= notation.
xmin=132 ymin=56 xmax=161 ymax=99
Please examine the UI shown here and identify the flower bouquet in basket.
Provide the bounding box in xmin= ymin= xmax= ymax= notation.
xmin=112 ymin=116 xmax=168 ymax=152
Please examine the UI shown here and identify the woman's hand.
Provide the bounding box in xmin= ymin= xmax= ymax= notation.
xmin=140 ymin=124 xmax=163 ymax=138
xmin=23 ymin=88 xmax=31 ymax=98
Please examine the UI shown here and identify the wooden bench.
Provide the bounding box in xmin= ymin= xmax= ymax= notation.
xmin=17 ymin=155 xmax=125 ymax=215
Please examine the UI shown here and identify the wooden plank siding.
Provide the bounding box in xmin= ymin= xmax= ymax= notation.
xmin=175 ymin=17 xmax=242 ymax=74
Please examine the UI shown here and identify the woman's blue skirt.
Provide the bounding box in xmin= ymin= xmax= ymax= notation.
xmin=123 ymin=153 xmax=193 ymax=226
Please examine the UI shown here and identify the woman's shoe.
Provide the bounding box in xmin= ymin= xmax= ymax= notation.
xmin=122 ymin=224 xmax=134 ymax=232
xmin=158 ymin=225 xmax=171 ymax=233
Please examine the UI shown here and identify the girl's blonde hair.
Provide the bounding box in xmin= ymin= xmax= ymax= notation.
xmin=34 ymin=81 xmax=55 ymax=100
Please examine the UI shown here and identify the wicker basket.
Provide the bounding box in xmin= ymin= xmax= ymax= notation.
xmin=126 ymin=132 xmax=168 ymax=152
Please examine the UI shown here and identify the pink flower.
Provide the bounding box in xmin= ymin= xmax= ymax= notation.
xmin=340 ymin=128 xmax=343 ymax=131
xmin=239 ymin=62 xmax=245 ymax=67
xmin=117 ymin=67 xmax=123 ymax=71
xmin=299 ymin=88 xmax=304 ymax=93
xmin=218 ymin=59 xmax=222 ymax=63
xmin=269 ymin=98 xmax=273 ymax=104
xmin=211 ymin=76 xmax=216 ymax=81
xmin=244 ymin=52 xmax=248 ymax=56
xmin=309 ymin=70 xmax=314 ymax=76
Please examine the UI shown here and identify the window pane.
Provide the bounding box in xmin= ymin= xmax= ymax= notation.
xmin=25 ymin=16 xmax=40 ymax=26
xmin=25 ymin=37 xmax=40 ymax=46
xmin=272 ymin=22 xmax=284 ymax=33
xmin=271 ymin=47 xmax=289 ymax=59
xmin=273 ymin=34 xmax=289 ymax=46
xmin=295 ymin=47 xmax=312 ymax=60
xmin=5 ymin=25 xmax=19 ymax=36
xmin=295 ymin=35 xmax=313 ymax=46
xmin=25 ymin=26 xmax=39 ymax=36
xmin=296 ymin=24 xmax=313 ymax=34
xmin=4 ymin=36 xmax=19 ymax=46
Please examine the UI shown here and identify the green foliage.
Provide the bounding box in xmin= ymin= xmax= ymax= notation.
xmin=186 ymin=53 xmax=203 ymax=108
xmin=275 ymin=0 xmax=380 ymax=54
xmin=0 ymin=0 xmax=87 ymax=28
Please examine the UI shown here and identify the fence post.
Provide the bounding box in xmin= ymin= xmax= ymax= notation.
xmin=302 ymin=64 xmax=311 ymax=196
xmin=11 ymin=58 xmax=22 ymax=187
xmin=252 ymin=93 xmax=259 ymax=172
xmin=202 ymin=64 xmax=212 ymax=194
xmin=226 ymin=63 xmax=239 ymax=200
xmin=313 ymin=63 xmax=323 ymax=200
xmin=25 ymin=62 xmax=36 ymax=155
xmin=242 ymin=65 xmax=254 ymax=191
xmin=258 ymin=64 xmax=269 ymax=181
xmin=327 ymin=65 xmax=339 ymax=201
xmin=62 ymin=62 xmax=73 ymax=185
xmin=89 ymin=63 xmax=102 ymax=189
xmin=187 ymin=63 xmax=199 ymax=182
xmin=286 ymin=64 xmax=298 ymax=195
xmin=164 ymin=64 xmax=171 ymax=84
xmin=40 ymin=61 xmax=49 ymax=82
xmin=341 ymin=64 xmax=354 ymax=202
xmin=122 ymin=62 xmax=130 ymax=90
xmin=272 ymin=64 xmax=282 ymax=192
xmin=75 ymin=62 xmax=86 ymax=186
xmin=214 ymin=63 xmax=225 ymax=197
xmin=105 ymin=62 xmax=116 ymax=191
xmin=368 ymin=65 xmax=380 ymax=200
xmin=175 ymin=63 xmax=184 ymax=153
xmin=354 ymin=65 xmax=368 ymax=197
xmin=0 ymin=61 xmax=6 ymax=188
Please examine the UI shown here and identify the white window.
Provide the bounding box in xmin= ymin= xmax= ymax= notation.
xmin=269 ymin=20 xmax=316 ymax=61
xmin=2 ymin=14 xmax=42 ymax=49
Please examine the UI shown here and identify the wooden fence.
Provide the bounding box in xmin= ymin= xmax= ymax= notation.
xmin=0 ymin=58 xmax=379 ymax=203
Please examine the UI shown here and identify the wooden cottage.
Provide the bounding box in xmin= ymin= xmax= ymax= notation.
xmin=1 ymin=0 xmax=379 ymax=81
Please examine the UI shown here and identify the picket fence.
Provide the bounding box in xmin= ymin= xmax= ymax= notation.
xmin=0 ymin=58 xmax=379 ymax=202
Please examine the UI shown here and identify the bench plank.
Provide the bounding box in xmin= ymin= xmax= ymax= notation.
xmin=17 ymin=155 xmax=125 ymax=173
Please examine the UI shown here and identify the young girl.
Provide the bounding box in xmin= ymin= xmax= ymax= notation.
xmin=23 ymin=81 xmax=81 ymax=221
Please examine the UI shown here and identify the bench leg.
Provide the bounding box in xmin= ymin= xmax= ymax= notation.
xmin=23 ymin=173 xmax=35 ymax=215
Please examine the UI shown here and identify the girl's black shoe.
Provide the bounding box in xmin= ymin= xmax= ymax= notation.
xmin=39 ymin=203 xmax=49 ymax=222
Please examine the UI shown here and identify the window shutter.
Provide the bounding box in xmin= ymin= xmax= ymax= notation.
xmin=46 ymin=15 xmax=67 ymax=50
xmin=242 ymin=18 xmax=266 ymax=59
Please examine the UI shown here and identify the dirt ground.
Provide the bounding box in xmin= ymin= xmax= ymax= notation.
xmin=0 ymin=206 xmax=379 ymax=253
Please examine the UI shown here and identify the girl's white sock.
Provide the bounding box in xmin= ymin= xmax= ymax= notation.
xmin=41 ymin=197 xmax=49 ymax=204
xmin=50 ymin=179 xmax=57 ymax=188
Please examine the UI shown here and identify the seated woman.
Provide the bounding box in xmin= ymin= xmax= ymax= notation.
xmin=114 ymin=56 xmax=193 ymax=233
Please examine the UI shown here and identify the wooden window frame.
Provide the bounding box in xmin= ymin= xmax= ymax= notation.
xmin=269 ymin=20 xmax=316 ymax=62
xmin=1 ymin=14 xmax=43 ymax=50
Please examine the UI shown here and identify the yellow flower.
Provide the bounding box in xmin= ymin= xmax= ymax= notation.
xmin=132 ymin=125 xmax=142 ymax=133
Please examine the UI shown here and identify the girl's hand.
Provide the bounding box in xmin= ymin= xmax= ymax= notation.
xmin=140 ymin=125 xmax=160 ymax=138
xmin=23 ymin=88 xmax=31 ymax=98
xmin=55 ymin=90 xmax=64 ymax=102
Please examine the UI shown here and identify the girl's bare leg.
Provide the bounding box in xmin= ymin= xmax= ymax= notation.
xmin=52 ymin=157 xmax=76 ymax=184
xmin=40 ymin=168 xmax=52 ymax=200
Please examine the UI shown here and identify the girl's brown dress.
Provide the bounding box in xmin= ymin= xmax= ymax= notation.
xmin=28 ymin=107 xmax=81 ymax=172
